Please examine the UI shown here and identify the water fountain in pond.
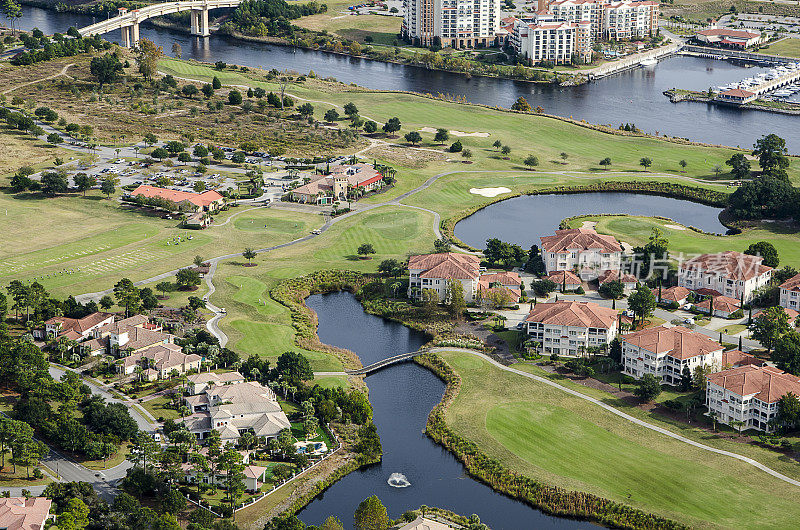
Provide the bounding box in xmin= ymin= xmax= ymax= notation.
xmin=387 ymin=473 xmax=411 ymax=488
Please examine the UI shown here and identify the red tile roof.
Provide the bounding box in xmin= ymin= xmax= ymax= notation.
xmin=721 ymin=349 xmax=764 ymax=369
xmin=780 ymin=272 xmax=800 ymax=293
xmin=479 ymin=271 xmax=521 ymax=286
xmin=131 ymin=185 xmax=223 ymax=209
xmin=697 ymin=28 xmax=760 ymax=39
xmin=597 ymin=269 xmax=637 ymax=285
xmin=0 ymin=497 xmax=52 ymax=530
xmin=525 ymin=301 xmax=618 ymax=328
xmin=658 ymin=286 xmax=690 ymax=303
xmin=681 ymin=251 xmax=772 ymax=281
xmin=408 ymin=253 xmax=481 ymax=280
xmin=694 ymin=295 xmax=741 ymax=314
xmin=45 ymin=312 xmax=115 ymax=335
xmin=720 ymin=88 xmax=756 ymax=98
xmin=707 ymin=365 xmax=800 ymax=403
xmin=754 ymin=306 xmax=799 ymax=322
xmin=546 ymin=270 xmax=582 ymax=285
xmin=540 ymin=228 xmax=622 ymax=253
xmin=623 ymin=325 xmax=722 ymax=360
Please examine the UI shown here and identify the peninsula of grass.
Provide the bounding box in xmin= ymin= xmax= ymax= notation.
xmin=438 ymin=350 xmax=800 ymax=529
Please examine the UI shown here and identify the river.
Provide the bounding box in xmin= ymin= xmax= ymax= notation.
xmin=16 ymin=6 xmax=800 ymax=152
xmin=454 ymin=192 xmax=727 ymax=249
xmin=302 ymin=291 xmax=594 ymax=529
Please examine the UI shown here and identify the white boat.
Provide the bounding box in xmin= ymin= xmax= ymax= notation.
xmin=640 ymin=58 xmax=657 ymax=67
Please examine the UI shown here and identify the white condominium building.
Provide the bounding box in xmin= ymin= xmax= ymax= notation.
xmin=509 ymin=19 xmax=593 ymax=64
xmin=547 ymin=0 xmax=658 ymax=40
xmin=621 ymin=325 xmax=723 ymax=386
xmin=540 ymin=228 xmax=623 ymax=281
xmin=678 ymin=251 xmax=773 ymax=303
xmin=407 ymin=252 xmax=482 ymax=302
xmin=404 ymin=0 xmax=501 ymax=48
xmin=706 ymin=365 xmax=800 ymax=432
xmin=525 ymin=300 xmax=618 ymax=356
xmin=779 ymin=272 xmax=800 ymax=312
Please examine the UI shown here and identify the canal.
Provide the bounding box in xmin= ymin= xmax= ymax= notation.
xmin=302 ymin=291 xmax=594 ymax=529
xmin=16 ymin=6 xmax=800 ymax=152
xmin=454 ymin=192 xmax=727 ymax=249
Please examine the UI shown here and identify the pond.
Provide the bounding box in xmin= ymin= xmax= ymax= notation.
xmin=454 ymin=192 xmax=727 ymax=249
xmin=300 ymin=291 xmax=594 ymax=529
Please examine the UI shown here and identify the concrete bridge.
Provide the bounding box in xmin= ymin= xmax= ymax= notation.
xmin=77 ymin=0 xmax=242 ymax=48
xmin=345 ymin=350 xmax=427 ymax=376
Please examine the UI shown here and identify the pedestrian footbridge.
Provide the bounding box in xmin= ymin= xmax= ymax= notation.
xmin=345 ymin=350 xmax=427 ymax=376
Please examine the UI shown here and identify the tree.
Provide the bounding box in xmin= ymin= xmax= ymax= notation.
xmin=228 ymin=89 xmax=243 ymax=105
xmin=276 ymin=351 xmax=313 ymax=385
xmin=136 ymin=39 xmax=163 ymax=81
xmin=523 ymin=154 xmax=539 ymax=169
xmin=100 ymin=177 xmax=117 ymax=198
xmin=725 ymin=153 xmax=750 ymax=179
xmin=175 ymin=268 xmax=201 ymax=290
xmin=510 ymin=96 xmax=531 ymax=112
xmin=500 ymin=145 xmax=511 ymax=157
xmin=752 ymin=306 xmax=791 ymax=353
xmin=433 ymin=238 xmax=451 ymax=253
xmin=99 ymin=295 xmax=114 ymax=310
xmin=753 ymin=133 xmax=789 ymax=176
xmin=598 ymin=280 xmax=624 ymax=300
xmin=744 ymin=241 xmax=779 ymax=268
xmin=777 ymin=392 xmax=800 ymax=432
xmin=319 ymin=516 xmax=345 ymax=530
xmin=634 ymin=373 xmax=662 ymax=402
xmin=363 ymin=120 xmax=377 ymax=134
xmin=632 ymin=227 xmax=668 ymax=279
xmin=212 ymin=76 xmax=222 ymax=89
xmin=446 ymin=279 xmax=465 ymax=320
xmin=354 ymin=495 xmax=388 ymax=530
xmin=90 ymin=54 xmax=123 ymax=88
xmin=151 ymin=147 xmax=169 ymax=159
xmin=181 ymin=84 xmax=198 ymax=99
xmin=47 ymin=133 xmax=63 ymax=146
xmin=560 ymin=152 xmax=569 ymax=163
xmin=773 ymin=331 xmax=800 ymax=375
xmin=324 ymin=109 xmax=340 ymax=122
xmin=113 ymin=278 xmax=140 ymax=317
xmin=201 ymin=83 xmax=214 ymax=99
xmin=679 ymin=366 xmax=693 ymax=392
xmin=357 ymin=243 xmax=376 ymax=259
xmin=639 ymin=157 xmax=652 ymax=169
xmin=343 ymin=102 xmax=359 ymax=117
xmin=628 ymin=284 xmax=656 ymax=325
xmin=599 ymin=157 xmax=611 ymax=170
xmin=404 ymin=131 xmax=422 ymax=146
xmin=73 ymin=173 xmax=96 ymax=197
xmin=40 ymin=171 xmax=69 ymax=195
xmin=382 ymin=117 xmax=401 ymax=135
xmin=378 ymin=259 xmax=402 ymax=277
xmin=243 ymin=248 xmax=257 ymax=265
xmin=449 ymin=140 xmax=462 ymax=153
xmin=178 ymin=152 xmax=192 ymax=164
xmin=171 ymin=42 xmax=182 ymax=59
xmin=298 ymin=103 xmax=314 ymax=117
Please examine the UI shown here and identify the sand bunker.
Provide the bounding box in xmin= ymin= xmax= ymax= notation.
xmin=664 ymin=224 xmax=687 ymax=230
xmin=420 ymin=127 xmax=490 ymax=137
xmin=470 ymin=187 xmax=511 ymax=197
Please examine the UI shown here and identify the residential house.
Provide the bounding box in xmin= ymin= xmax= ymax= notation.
xmin=694 ymin=295 xmax=741 ymax=319
xmin=546 ymin=270 xmax=582 ymax=291
xmin=290 ymin=164 xmax=385 ymax=204
xmin=597 ymin=269 xmax=638 ymax=291
xmin=656 ymin=286 xmax=690 ymax=306
xmin=187 ymin=371 xmax=246 ymax=395
xmin=36 ymin=312 xmax=115 ymax=341
xmin=540 ymin=228 xmax=623 ymax=281
xmin=131 ymin=185 xmax=224 ymax=212
xmin=721 ymin=349 xmax=765 ymax=369
xmin=0 ymin=497 xmax=52 ymax=530
xmin=118 ymin=343 xmax=201 ymax=380
xmin=397 ymin=516 xmax=454 ymax=530
xmin=183 ymin=449 xmax=267 ymax=491
xmin=478 ymin=271 xmax=523 ymax=303
xmin=706 ymin=365 xmax=800 ymax=432
xmin=779 ymin=272 xmax=800 ymax=312
xmin=525 ymin=301 xmax=618 ymax=356
xmin=621 ymin=325 xmax=724 ymax=386
xmin=183 ymin=377 xmax=290 ymax=442
xmin=678 ymin=251 xmax=772 ymax=303
xmin=753 ymin=306 xmax=799 ymax=328
xmin=407 ymin=253 xmax=482 ymax=302
xmin=88 ymin=315 xmax=174 ymax=356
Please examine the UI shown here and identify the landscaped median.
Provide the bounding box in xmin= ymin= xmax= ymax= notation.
xmin=418 ymin=350 xmax=800 ymax=529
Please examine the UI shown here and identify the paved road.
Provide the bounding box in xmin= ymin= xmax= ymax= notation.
xmin=430 ymin=347 xmax=800 ymax=488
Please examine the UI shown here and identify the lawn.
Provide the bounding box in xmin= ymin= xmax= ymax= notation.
xmin=761 ymin=38 xmax=800 ymax=59
xmin=0 ymin=465 xmax=52 ymax=487
xmin=141 ymin=395 xmax=182 ymax=421
xmin=568 ymin=215 xmax=800 ymax=268
xmin=441 ymin=350 xmax=800 ymax=528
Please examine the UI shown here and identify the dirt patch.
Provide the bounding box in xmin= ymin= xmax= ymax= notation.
xmin=664 ymin=223 xmax=687 ymax=230
xmin=360 ymin=143 xmax=448 ymax=168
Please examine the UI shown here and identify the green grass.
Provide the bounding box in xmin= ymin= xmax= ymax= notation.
xmin=442 ymin=350 xmax=800 ymax=528
xmin=141 ymin=395 xmax=182 ymax=421
xmin=568 ymin=215 xmax=800 ymax=268
xmin=760 ymin=38 xmax=800 ymax=58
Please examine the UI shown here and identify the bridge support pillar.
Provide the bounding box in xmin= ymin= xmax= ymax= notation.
xmin=190 ymin=8 xmax=210 ymax=37
xmin=131 ymin=22 xmax=140 ymax=46
xmin=120 ymin=25 xmax=132 ymax=48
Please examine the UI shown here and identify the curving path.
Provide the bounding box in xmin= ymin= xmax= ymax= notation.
xmin=429 ymin=347 xmax=800 ymax=488
xmin=2 ymin=63 xmax=74 ymax=95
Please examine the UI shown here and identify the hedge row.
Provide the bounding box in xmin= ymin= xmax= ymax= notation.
xmin=442 ymin=181 xmax=730 ymax=251
xmin=416 ymin=352 xmax=688 ymax=530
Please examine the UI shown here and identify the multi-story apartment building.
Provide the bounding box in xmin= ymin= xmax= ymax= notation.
xmin=407 ymin=252 xmax=482 ymax=302
xmin=621 ymin=325 xmax=723 ymax=386
xmin=602 ymin=0 xmax=659 ymax=40
xmin=525 ymin=300 xmax=618 ymax=356
xmin=678 ymin=251 xmax=773 ymax=303
xmin=540 ymin=228 xmax=623 ymax=281
xmin=779 ymin=272 xmax=800 ymax=312
xmin=509 ymin=18 xmax=593 ymax=64
xmin=548 ymin=0 xmax=603 ymax=38
xmin=403 ymin=0 xmax=501 ymax=48
xmin=706 ymin=365 xmax=800 ymax=432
